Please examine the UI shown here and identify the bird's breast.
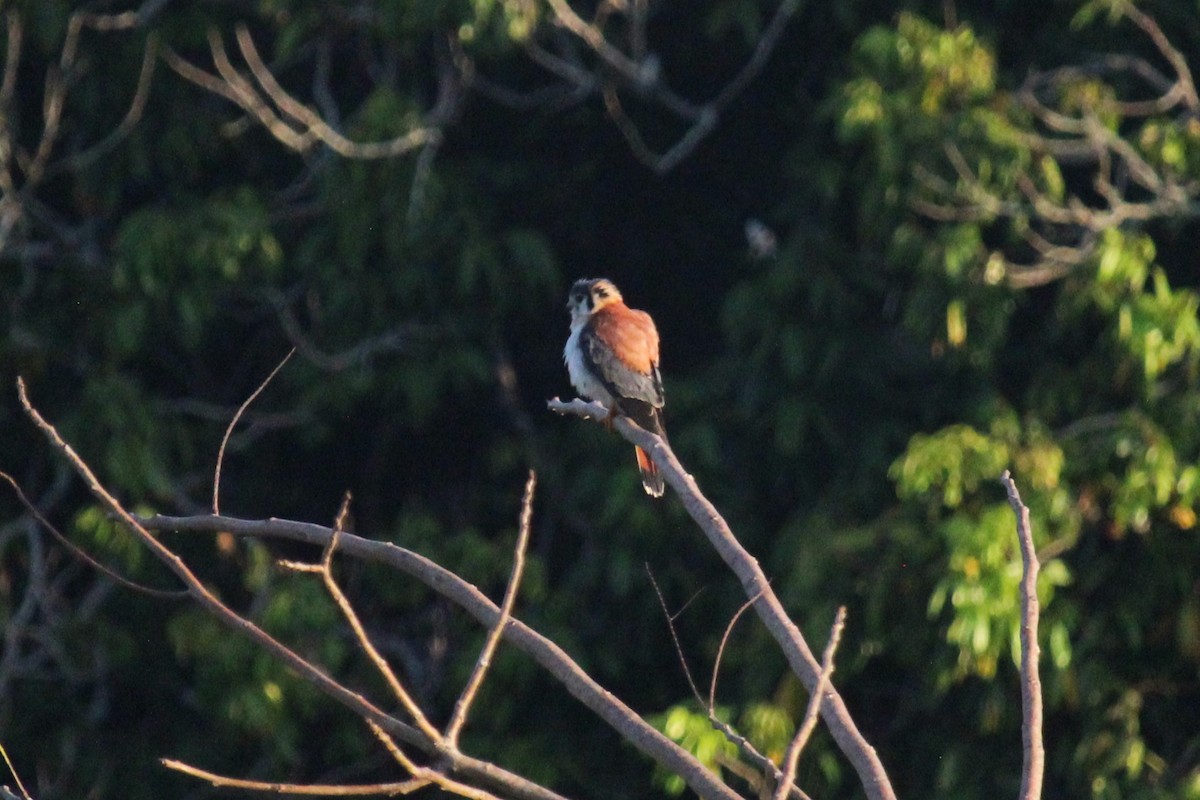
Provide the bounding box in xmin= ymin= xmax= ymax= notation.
xmin=564 ymin=325 xmax=614 ymax=406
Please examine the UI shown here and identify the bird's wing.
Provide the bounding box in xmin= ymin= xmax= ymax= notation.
xmin=580 ymin=319 xmax=663 ymax=408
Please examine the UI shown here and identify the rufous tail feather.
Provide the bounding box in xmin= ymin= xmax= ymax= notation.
xmin=635 ymin=446 xmax=665 ymax=498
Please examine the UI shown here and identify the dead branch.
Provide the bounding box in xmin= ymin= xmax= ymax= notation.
xmin=18 ymin=378 xmax=743 ymax=800
xmin=446 ymin=470 xmax=537 ymax=746
xmin=1001 ymin=472 xmax=1045 ymax=800
xmin=136 ymin=509 xmax=744 ymax=800
xmin=1 ymin=471 xmax=186 ymax=599
xmin=772 ymin=606 xmax=847 ymax=800
xmin=15 ymin=378 xmax=568 ymax=800
xmin=0 ymin=740 xmax=32 ymax=800
xmin=461 ymin=0 xmax=799 ymax=173
xmin=161 ymin=758 xmax=430 ymax=797
xmin=280 ymin=492 xmax=444 ymax=744
xmin=0 ymin=10 xmax=156 ymax=261
xmin=213 ymin=349 xmax=295 ymax=515
xmin=161 ymin=27 xmax=443 ymax=159
xmin=548 ymin=397 xmax=896 ymax=800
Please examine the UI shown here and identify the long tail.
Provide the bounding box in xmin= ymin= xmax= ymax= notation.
xmin=618 ymin=400 xmax=667 ymax=497
xmin=635 ymin=446 xmax=665 ymax=497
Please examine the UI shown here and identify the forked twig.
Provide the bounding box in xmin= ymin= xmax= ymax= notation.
xmin=279 ymin=492 xmax=443 ymax=744
xmin=446 ymin=470 xmax=537 ymax=746
xmin=646 ymin=564 xmax=704 ymax=704
xmin=647 ymin=568 xmax=809 ymax=799
xmin=549 ymin=396 xmax=896 ymax=800
xmin=772 ymin=606 xmax=847 ymax=800
xmin=1001 ymin=471 xmax=1045 ymax=800
xmin=710 ymin=591 xmax=763 ymax=711
xmin=363 ymin=721 xmax=504 ymax=800
xmin=17 ymin=377 xmax=564 ymax=800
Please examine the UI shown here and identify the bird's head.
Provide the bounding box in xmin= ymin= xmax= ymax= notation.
xmin=566 ymin=278 xmax=623 ymax=323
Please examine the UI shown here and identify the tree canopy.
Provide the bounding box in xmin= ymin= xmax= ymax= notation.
xmin=2 ymin=1 xmax=1199 ymax=798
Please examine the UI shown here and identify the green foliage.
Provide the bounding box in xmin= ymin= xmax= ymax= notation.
xmin=651 ymin=704 xmax=739 ymax=795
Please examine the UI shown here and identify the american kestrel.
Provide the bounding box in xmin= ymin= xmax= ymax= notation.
xmin=564 ymin=278 xmax=667 ymax=497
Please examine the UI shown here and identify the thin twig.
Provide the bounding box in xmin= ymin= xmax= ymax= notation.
xmin=161 ymin=758 xmax=427 ymax=796
xmin=0 ymin=471 xmax=186 ymax=598
xmin=1001 ymin=472 xmax=1045 ymax=800
xmin=710 ymin=591 xmax=762 ymax=712
xmin=213 ymin=349 xmax=295 ymax=514
xmin=646 ymin=564 xmax=704 ymax=703
xmin=282 ymin=491 xmax=443 ymax=744
xmin=45 ymin=32 xmax=158 ymax=177
xmin=772 ymin=606 xmax=847 ymax=800
xmin=446 ymin=470 xmax=537 ymax=746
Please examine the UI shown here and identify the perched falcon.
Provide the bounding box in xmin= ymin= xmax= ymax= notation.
xmin=563 ymin=278 xmax=668 ymax=497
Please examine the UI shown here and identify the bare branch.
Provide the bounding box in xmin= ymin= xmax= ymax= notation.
xmin=710 ymin=591 xmax=761 ymax=711
xmin=213 ymin=349 xmax=295 ymax=515
xmin=280 ymin=491 xmax=443 ymax=744
xmin=162 ymin=28 xmax=440 ymax=159
xmin=772 ymin=606 xmax=848 ymax=800
xmin=363 ymin=721 xmax=505 ymax=800
xmin=1119 ymin=1 xmax=1199 ymax=111
xmin=1 ymin=471 xmax=187 ymax=598
xmin=0 ymin=740 xmax=32 ymax=800
xmin=16 ymin=377 xmax=567 ymax=800
xmin=543 ymin=0 xmax=642 ymax=80
xmin=21 ymin=374 xmax=737 ymax=800
xmin=446 ymin=470 xmax=537 ymax=746
xmin=46 ymin=33 xmax=159 ymax=177
xmin=1001 ymin=472 xmax=1045 ymax=800
xmin=548 ymin=397 xmax=896 ymax=800
xmin=476 ymin=0 xmax=795 ymax=172
xmin=646 ymin=565 xmax=704 ymax=703
xmin=139 ymin=508 xmax=746 ymax=800
xmin=161 ymin=758 xmax=429 ymax=796
xmin=711 ymin=0 xmax=801 ymax=109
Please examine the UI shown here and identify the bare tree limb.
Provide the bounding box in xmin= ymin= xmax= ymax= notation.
xmin=15 ymin=377 xmax=569 ymax=800
xmin=548 ymin=397 xmax=896 ymax=800
xmin=1001 ymin=471 xmax=1045 ymax=800
xmin=466 ymin=0 xmax=797 ymax=173
xmin=161 ymin=28 xmax=441 ymax=159
xmin=363 ymin=720 xmax=505 ymax=800
xmin=280 ymin=492 xmax=445 ymax=744
xmin=213 ymin=349 xmax=295 ymax=515
xmin=161 ymin=758 xmax=429 ymax=796
xmin=0 ymin=471 xmax=187 ymax=598
xmin=18 ymin=377 xmax=743 ymax=800
xmin=0 ymin=740 xmax=32 ymax=800
xmin=136 ymin=507 xmax=747 ymax=800
xmin=446 ymin=470 xmax=537 ymax=747
xmin=772 ymin=606 xmax=847 ymax=800
xmin=45 ymin=32 xmax=159 ymax=177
